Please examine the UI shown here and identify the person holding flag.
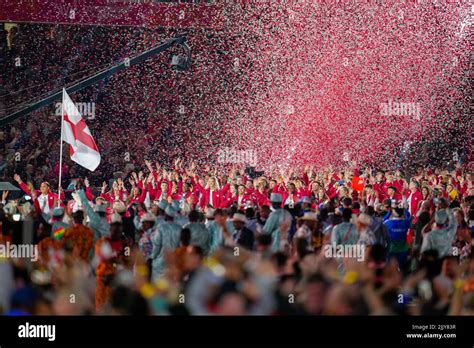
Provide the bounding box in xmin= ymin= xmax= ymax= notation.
xmin=14 ymin=89 xmax=101 ymax=215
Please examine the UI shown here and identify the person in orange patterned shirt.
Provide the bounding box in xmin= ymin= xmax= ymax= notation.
xmin=61 ymin=211 xmax=93 ymax=262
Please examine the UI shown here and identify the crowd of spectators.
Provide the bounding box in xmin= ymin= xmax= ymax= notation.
xmin=0 ymin=158 xmax=473 ymax=316
xmin=0 ymin=23 xmax=237 ymax=185
xmin=0 ymin=22 xmax=472 ymax=317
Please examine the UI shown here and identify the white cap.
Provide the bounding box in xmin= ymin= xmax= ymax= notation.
xmin=110 ymin=213 xmax=122 ymax=224
xmin=141 ymin=213 xmax=156 ymax=223
xmin=113 ymin=200 xmax=126 ymax=214
xmin=205 ymin=208 xmax=216 ymax=219
xmin=301 ymin=212 xmax=317 ymax=221
xmin=232 ymin=213 xmax=247 ymax=223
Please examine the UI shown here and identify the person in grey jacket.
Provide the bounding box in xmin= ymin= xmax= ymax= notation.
xmin=184 ymin=210 xmax=211 ymax=256
xmin=78 ymin=189 xmax=109 ymax=240
xmin=151 ymin=206 xmax=182 ymax=280
xmin=421 ymin=208 xmax=458 ymax=258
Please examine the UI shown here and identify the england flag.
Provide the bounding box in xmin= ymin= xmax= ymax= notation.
xmin=61 ymin=89 xmax=101 ymax=171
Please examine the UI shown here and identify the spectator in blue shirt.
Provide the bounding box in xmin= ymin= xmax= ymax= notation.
xmin=383 ymin=207 xmax=411 ymax=270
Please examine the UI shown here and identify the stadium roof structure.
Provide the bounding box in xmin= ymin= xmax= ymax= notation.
xmin=0 ymin=35 xmax=191 ymax=126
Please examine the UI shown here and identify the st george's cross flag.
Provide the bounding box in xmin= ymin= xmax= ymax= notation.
xmin=61 ymin=89 xmax=101 ymax=171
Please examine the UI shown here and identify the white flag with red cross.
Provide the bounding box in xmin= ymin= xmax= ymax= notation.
xmin=61 ymin=89 xmax=101 ymax=171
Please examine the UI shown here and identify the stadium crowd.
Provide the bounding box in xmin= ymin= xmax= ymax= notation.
xmin=0 ymin=23 xmax=236 ymax=185
xmin=0 ymin=158 xmax=473 ymax=316
xmin=0 ymin=22 xmax=472 ymax=317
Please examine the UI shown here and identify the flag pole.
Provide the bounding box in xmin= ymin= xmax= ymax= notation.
xmin=58 ymin=88 xmax=65 ymax=207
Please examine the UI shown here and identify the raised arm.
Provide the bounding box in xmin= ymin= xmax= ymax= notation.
xmin=137 ymin=176 xmax=150 ymax=203
xmin=302 ymin=165 xmax=310 ymax=186
xmin=144 ymin=160 xmax=155 ymax=176
xmin=193 ymin=175 xmax=205 ymax=195
xmin=77 ymin=189 xmax=101 ymax=230
xmin=84 ymin=178 xmax=95 ymax=201
xmin=14 ymin=174 xmax=33 ymax=196
xmin=220 ymin=182 xmax=230 ymax=195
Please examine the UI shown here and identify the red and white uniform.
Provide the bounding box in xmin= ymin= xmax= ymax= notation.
xmin=254 ymin=189 xmax=270 ymax=207
xmin=405 ymin=189 xmax=423 ymax=216
xmin=194 ymin=182 xmax=222 ymax=208
xmin=100 ymin=189 xmax=128 ymax=203
xmin=236 ymin=193 xmax=254 ymax=207
xmin=19 ymin=182 xmax=64 ymax=214
xmin=281 ymin=191 xmax=300 ymax=207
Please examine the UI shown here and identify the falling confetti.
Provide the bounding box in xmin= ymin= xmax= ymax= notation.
xmin=0 ymin=0 xmax=471 ymax=182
